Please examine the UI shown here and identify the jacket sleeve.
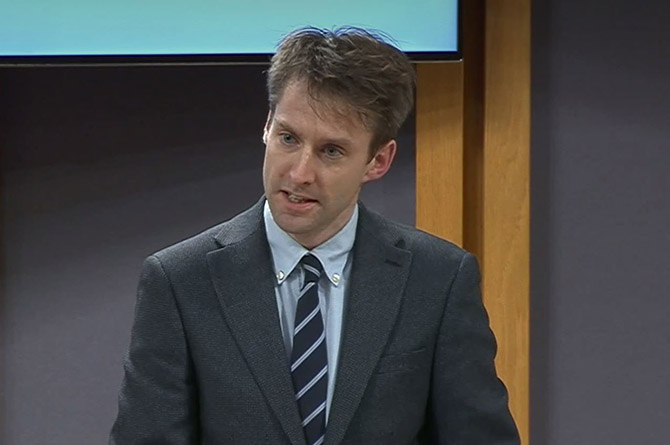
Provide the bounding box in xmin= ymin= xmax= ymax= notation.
xmin=429 ymin=252 xmax=520 ymax=444
xmin=110 ymin=255 xmax=199 ymax=445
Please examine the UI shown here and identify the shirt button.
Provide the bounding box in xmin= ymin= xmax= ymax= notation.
xmin=332 ymin=273 xmax=341 ymax=284
xmin=276 ymin=271 xmax=285 ymax=281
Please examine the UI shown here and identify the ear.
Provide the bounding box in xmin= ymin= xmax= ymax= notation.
xmin=263 ymin=110 xmax=273 ymax=144
xmin=362 ymin=139 xmax=397 ymax=183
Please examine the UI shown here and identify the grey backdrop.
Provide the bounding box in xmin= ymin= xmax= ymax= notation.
xmin=531 ymin=0 xmax=670 ymax=444
xmin=2 ymin=0 xmax=670 ymax=442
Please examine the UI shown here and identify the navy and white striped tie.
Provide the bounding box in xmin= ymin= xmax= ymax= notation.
xmin=291 ymin=254 xmax=327 ymax=445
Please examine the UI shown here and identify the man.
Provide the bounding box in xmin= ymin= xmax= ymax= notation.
xmin=111 ymin=27 xmax=519 ymax=444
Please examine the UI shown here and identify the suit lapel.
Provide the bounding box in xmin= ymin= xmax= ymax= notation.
xmin=206 ymin=201 xmax=306 ymax=445
xmin=325 ymin=207 xmax=412 ymax=445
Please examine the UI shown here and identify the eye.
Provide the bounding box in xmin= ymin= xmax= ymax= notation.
xmin=324 ymin=146 xmax=343 ymax=158
xmin=280 ymin=133 xmax=295 ymax=144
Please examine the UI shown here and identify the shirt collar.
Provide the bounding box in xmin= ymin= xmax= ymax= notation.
xmin=264 ymin=200 xmax=358 ymax=287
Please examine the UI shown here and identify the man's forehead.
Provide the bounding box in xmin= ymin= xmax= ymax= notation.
xmin=275 ymin=79 xmax=371 ymax=130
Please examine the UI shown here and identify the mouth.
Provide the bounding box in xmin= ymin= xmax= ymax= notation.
xmin=281 ymin=190 xmax=318 ymax=205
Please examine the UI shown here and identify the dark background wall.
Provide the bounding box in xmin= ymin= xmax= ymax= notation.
xmin=0 ymin=66 xmax=415 ymax=444
xmin=531 ymin=0 xmax=670 ymax=443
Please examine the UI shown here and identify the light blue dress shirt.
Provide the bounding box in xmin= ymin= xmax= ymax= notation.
xmin=263 ymin=201 xmax=357 ymax=423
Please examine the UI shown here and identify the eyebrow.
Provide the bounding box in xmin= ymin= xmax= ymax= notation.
xmin=272 ymin=118 xmax=295 ymax=133
xmin=273 ymin=118 xmax=353 ymax=148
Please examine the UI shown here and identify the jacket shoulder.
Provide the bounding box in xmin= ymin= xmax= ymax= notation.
xmin=150 ymin=199 xmax=264 ymax=268
xmin=360 ymin=206 xmax=470 ymax=266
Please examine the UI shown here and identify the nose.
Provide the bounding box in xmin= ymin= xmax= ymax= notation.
xmin=289 ymin=148 xmax=316 ymax=185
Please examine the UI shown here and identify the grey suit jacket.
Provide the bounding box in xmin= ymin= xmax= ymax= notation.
xmin=110 ymin=199 xmax=519 ymax=444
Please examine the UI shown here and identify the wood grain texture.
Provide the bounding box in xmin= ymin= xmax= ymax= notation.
xmin=417 ymin=0 xmax=530 ymax=441
xmin=481 ymin=0 xmax=531 ymax=442
xmin=415 ymin=62 xmax=464 ymax=246
xmin=463 ymin=0 xmax=486 ymax=262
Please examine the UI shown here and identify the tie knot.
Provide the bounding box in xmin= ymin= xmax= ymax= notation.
xmin=300 ymin=254 xmax=322 ymax=283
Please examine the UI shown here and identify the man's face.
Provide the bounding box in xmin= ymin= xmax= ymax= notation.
xmin=262 ymin=80 xmax=396 ymax=249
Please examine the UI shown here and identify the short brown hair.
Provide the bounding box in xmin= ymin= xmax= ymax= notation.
xmin=267 ymin=27 xmax=416 ymax=153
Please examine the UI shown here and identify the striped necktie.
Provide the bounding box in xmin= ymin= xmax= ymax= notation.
xmin=290 ymin=254 xmax=327 ymax=445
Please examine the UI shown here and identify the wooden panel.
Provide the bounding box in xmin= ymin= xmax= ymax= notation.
xmin=463 ymin=0 xmax=485 ymax=261
xmin=417 ymin=0 xmax=530 ymax=441
xmin=415 ymin=62 xmax=464 ymax=245
xmin=481 ymin=1 xmax=531 ymax=442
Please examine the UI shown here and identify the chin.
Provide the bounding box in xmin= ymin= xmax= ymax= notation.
xmin=275 ymin=216 xmax=310 ymax=234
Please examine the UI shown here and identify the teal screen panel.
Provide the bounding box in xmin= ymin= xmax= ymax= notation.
xmin=0 ymin=0 xmax=458 ymax=56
